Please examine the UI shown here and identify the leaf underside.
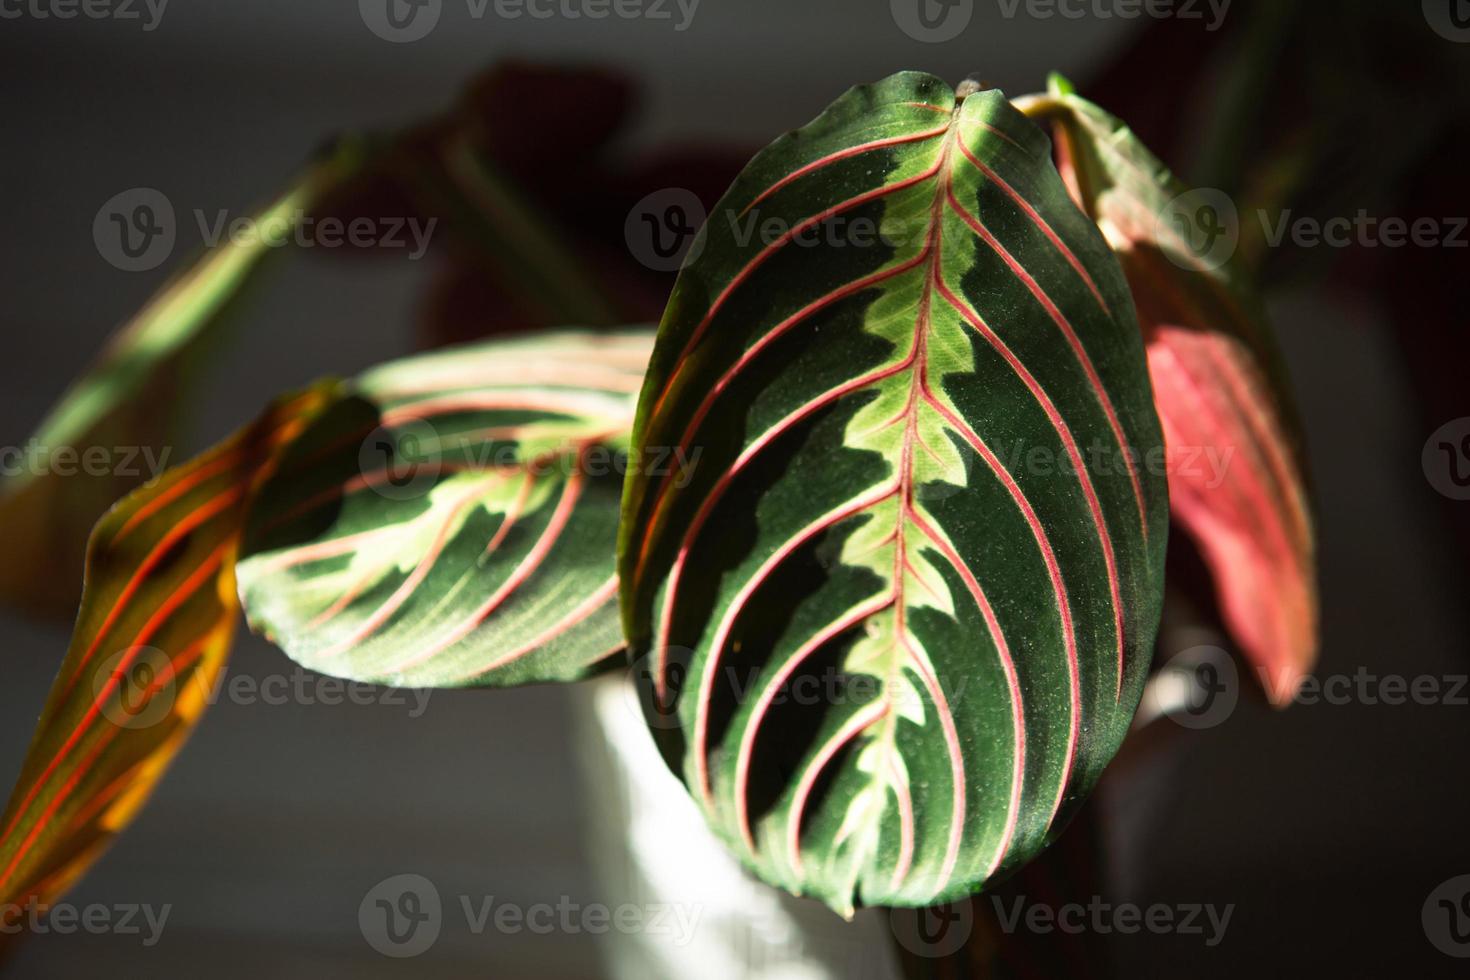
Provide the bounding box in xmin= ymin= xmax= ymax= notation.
xmin=238 ymin=330 xmax=653 ymax=689
xmin=619 ymin=72 xmax=1167 ymax=915
xmin=0 ymin=388 xmax=332 ymax=924
xmin=1031 ymin=81 xmax=1317 ymax=702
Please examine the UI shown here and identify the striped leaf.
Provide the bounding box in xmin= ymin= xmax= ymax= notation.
xmin=0 ymin=387 xmax=333 ymax=930
xmin=237 ymin=330 xmax=654 ymax=689
xmin=1020 ymin=77 xmax=1317 ymax=702
xmin=619 ymin=73 xmax=1168 ymax=915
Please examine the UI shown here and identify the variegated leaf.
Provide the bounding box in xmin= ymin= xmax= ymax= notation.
xmin=619 ymin=73 xmax=1167 ymax=915
xmin=1019 ymin=76 xmax=1318 ymax=703
xmin=238 ymin=330 xmax=654 ymax=689
xmin=0 ymin=387 xmax=333 ymax=932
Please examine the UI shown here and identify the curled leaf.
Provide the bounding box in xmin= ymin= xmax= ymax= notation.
xmin=1022 ymin=79 xmax=1318 ymax=703
xmin=0 ymin=387 xmax=334 ymax=935
xmin=238 ymin=331 xmax=653 ymax=688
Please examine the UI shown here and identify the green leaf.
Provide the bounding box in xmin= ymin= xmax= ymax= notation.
xmin=618 ymin=72 xmax=1167 ymax=915
xmin=238 ymin=330 xmax=654 ymax=689
xmin=0 ymin=386 xmax=335 ymax=933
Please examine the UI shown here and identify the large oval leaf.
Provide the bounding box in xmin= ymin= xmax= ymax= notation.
xmin=238 ymin=330 xmax=653 ymax=688
xmin=619 ymin=73 xmax=1167 ymax=914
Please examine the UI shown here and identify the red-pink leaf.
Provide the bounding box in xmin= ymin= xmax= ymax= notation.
xmin=1021 ymin=79 xmax=1317 ymax=703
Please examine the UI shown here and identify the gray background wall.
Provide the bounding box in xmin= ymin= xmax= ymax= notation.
xmin=1 ymin=2 xmax=1467 ymax=976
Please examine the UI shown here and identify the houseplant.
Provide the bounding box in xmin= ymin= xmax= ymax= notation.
xmin=0 ymin=67 xmax=1315 ymax=973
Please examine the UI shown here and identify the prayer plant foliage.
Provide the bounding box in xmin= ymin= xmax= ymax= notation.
xmin=0 ymin=69 xmax=1315 ymax=932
